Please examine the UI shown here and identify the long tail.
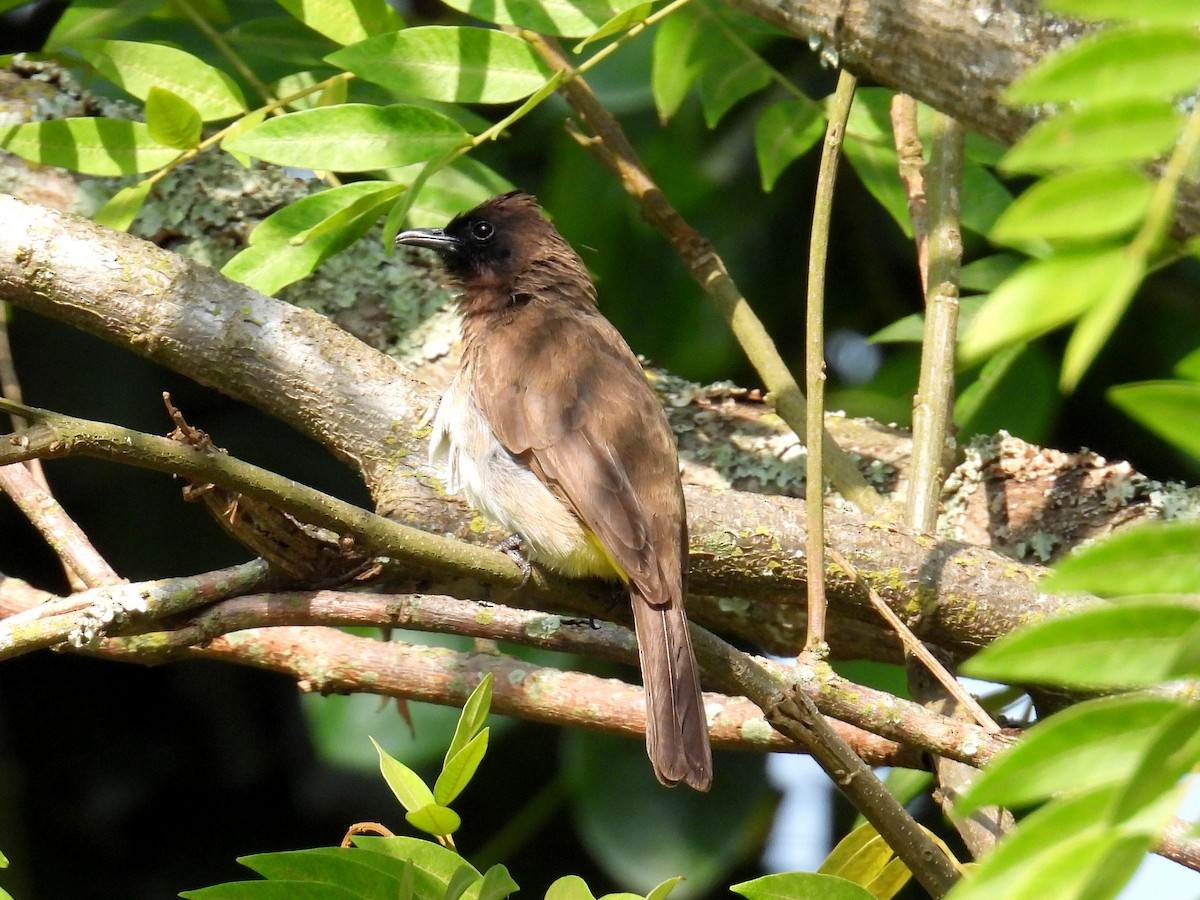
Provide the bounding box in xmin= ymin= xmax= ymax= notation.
xmin=630 ymin=590 xmax=713 ymax=791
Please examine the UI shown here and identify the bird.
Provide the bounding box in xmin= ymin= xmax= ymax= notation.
xmin=396 ymin=190 xmax=713 ymax=790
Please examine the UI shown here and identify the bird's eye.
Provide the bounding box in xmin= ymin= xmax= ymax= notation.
xmin=470 ymin=220 xmax=494 ymax=242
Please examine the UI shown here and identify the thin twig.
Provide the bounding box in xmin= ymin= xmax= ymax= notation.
xmin=827 ymin=546 xmax=996 ymax=731
xmin=906 ymin=112 xmax=964 ymax=533
xmin=0 ymin=306 xmax=113 ymax=590
xmin=0 ymin=464 xmax=121 ymax=588
xmin=890 ymin=94 xmax=928 ymax=293
xmin=804 ymin=71 xmax=856 ymax=652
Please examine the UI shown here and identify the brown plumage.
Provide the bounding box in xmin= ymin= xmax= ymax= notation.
xmin=396 ymin=191 xmax=713 ymax=790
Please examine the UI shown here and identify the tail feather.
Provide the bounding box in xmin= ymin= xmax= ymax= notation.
xmin=630 ymin=590 xmax=713 ymax=791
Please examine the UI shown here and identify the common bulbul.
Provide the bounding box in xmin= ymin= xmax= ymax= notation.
xmin=396 ymin=191 xmax=713 ymax=790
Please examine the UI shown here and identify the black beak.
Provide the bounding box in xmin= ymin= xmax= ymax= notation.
xmin=395 ymin=227 xmax=463 ymax=255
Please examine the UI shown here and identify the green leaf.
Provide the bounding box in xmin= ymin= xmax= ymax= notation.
xmin=960 ymin=163 xmax=1013 ymax=236
xmin=275 ymin=0 xmax=404 ymax=45
xmin=404 ymin=802 xmax=462 ymax=837
xmin=546 ymin=876 xmax=597 ymax=900
xmin=731 ymin=872 xmax=875 ymax=900
xmin=289 ymin=182 xmax=403 ymax=245
xmin=0 ymin=118 xmax=180 ymax=175
xmin=1110 ymin=703 xmax=1200 ymax=823
xmin=1060 ymin=250 xmax=1145 ymax=390
xmin=819 ymin=823 xmax=910 ymax=894
xmin=93 ymin=178 xmax=155 ymax=231
xmin=76 ymin=39 xmax=245 ymax=121
xmin=958 ymin=248 xmax=1130 ymax=365
xmin=1046 ymin=521 xmax=1200 ymax=595
xmin=43 ymin=0 xmax=166 ymax=53
xmin=962 ymin=598 xmax=1200 ymax=688
xmin=145 ymin=86 xmax=202 ymax=149
xmin=478 ymin=864 xmax=520 ymax=900
xmin=651 ymin=4 xmax=706 ymax=121
xmin=957 ymin=695 xmax=1184 ymax=813
xmin=645 ymin=876 xmax=685 ymax=900
xmin=328 ymin=27 xmax=553 ymax=103
xmin=224 ymin=17 xmax=336 ymax=67
xmin=990 ymin=167 xmax=1154 ymax=246
xmin=954 ymin=343 xmax=1024 ymax=429
xmin=696 ymin=49 xmax=771 ymax=128
xmin=239 ymin=847 xmax=419 ymax=896
xmin=1005 ymin=829 xmax=1150 ymax=900
xmin=1043 ymin=0 xmax=1200 ymax=25
xmin=1002 ymin=98 xmax=1186 ymax=173
xmin=1175 ymin=346 xmax=1200 ymax=382
xmin=446 ymin=672 xmax=492 ymax=762
xmin=370 ymin=735 xmax=435 ymax=812
xmin=222 ymin=180 xmax=398 ymax=294
xmin=444 ymin=864 xmax=481 ymax=900
xmin=402 ymin=157 xmax=514 ymax=227
xmin=755 ymin=97 xmax=825 ymax=191
xmin=433 ymin=728 xmax=488 ymax=806
xmin=843 ymin=138 xmax=910 ymax=239
xmin=574 ymin=2 xmax=653 ymax=52
xmin=1007 ymin=23 xmax=1200 ymax=105
xmin=181 ymin=882 xmax=361 ymax=898
xmin=946 ymin=785 xmax=1113 ymax=900
xmin=224 ymin=103 xmax=467 ymax=171
xmin=959 ymin=254 xmax=1024 ymax=291
xmin=437 ymin=0 xmax=644 ymax=37
xmin=351 ymin=835 xmax=479 ymax=883
xmin=1109 ymin=379 xmax=1200 ymax=460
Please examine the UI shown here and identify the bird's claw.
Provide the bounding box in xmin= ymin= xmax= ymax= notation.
xmin=499 ymin=533 xmax=533 ymax=588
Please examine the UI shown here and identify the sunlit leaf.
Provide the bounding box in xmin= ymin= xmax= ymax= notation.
xmin=223 ymin=181 xmax=399 ymax=293
xmin=223 ymin=103 xmax=467 ymax=170
xmin=0 ymin=118 xmax=180 ymax=175
xmin=404 ymin=802 xmax=461 ymax=837
xmin=1046 ymin=521 xmax=1200 ymax=595
xmin=327 ymin=27 xmax=553 ymax=103
xmin=436 ymin=0 xmax=645 ymax=38
xmin=732 ymin=872 xmax=875 ymax=900
xmin=1002 ymin=98 xmax=1186 ymax=173
xmin=275 ymin=0 xmax=404 ymax=45
xmin=1044 ymin=0 xmax=1200 ymax=25
xmin=477 ymin=864 xmax=519 ymax=900
xmin=371 ymin=735 xmax=434 ymax=812
xmin=957 ymin=695 xmax=1184 ymax=813
xmin=1007 ymin=23 xmax=1200 ymax=105
xmin=574 ymin=2 xmax=653 ymax=52
xmin=959 ymin=248 xmax=1131 ymax=365
xmin=145 ymin=86 xmax=202 ymax=149
xmin=93 ymin=178 xmax=155 ymax=231
xmin=546 ymin=876 xmax=597 ymax=900
xmin=990 ymin=167 xmax=1153 ymax=246
xmin=1110 ymin=703 xmax=1200 ymax=823
xmin=1109 ymin=379 xmax=1200 ymax=460
xmin=1060 ymin=251 xmax=1144 ymax=390
xmin=76 ymin=38 xmax=245 ymax=121
xmin=962 ymin=598 xmax=1200 ymax=688
xmin=433 ymin=728 xmax=488 ymax=807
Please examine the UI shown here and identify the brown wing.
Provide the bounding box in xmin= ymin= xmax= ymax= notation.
xmin=471 ymin=299 xmax=686 ymax=606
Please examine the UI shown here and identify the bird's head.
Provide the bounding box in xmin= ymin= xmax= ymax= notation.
xmin=395 ymin=190 xmax=575 ymax=295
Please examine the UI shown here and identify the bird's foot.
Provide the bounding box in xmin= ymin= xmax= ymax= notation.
xmin=498 ymin=533 xmax=533 ymax=588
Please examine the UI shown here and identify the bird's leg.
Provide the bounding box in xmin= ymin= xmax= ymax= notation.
xmin=498 ymin=533 xmax=532 ymax=587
